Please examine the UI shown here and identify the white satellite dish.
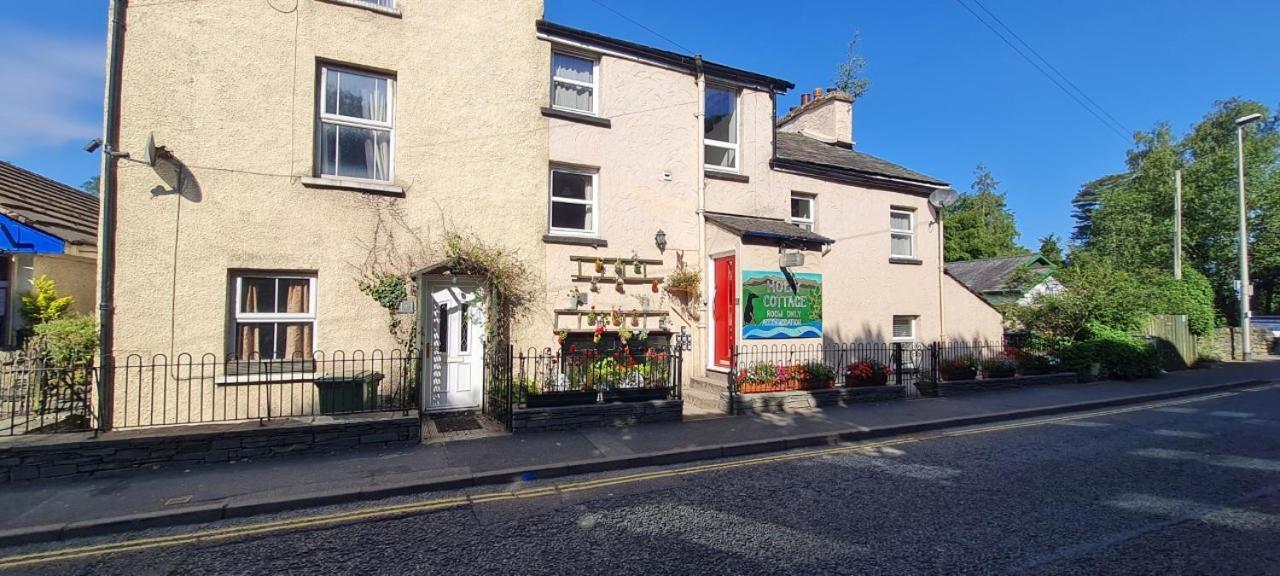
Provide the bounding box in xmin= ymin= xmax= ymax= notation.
xmin=929 ymin=187 xmax=960 ymax=209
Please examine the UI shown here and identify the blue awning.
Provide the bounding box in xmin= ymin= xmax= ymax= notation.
xmin=0 ymin=213 xmax=66 ymax=254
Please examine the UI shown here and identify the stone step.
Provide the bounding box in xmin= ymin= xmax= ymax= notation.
xmin=681 ymin=387 xmax=730 ymax=413
xmin=687 ymin=374 xmax=731 ymax=394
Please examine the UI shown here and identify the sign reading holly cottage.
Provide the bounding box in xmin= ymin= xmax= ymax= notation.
xmin=741 ymin=271 xmax=823 ymax=339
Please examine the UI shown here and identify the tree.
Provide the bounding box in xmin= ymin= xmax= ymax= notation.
xmin=1075 ymin=99 xmax=1280 ymax=320
xmin=80 ymin=175 xmax=99 ymax=196
xmin=832 ymin=30 xmax=870 ymax=101
xmin=1038 ymin=234 xmax=1064 ymax=266
xmin=944 ymin=164 xmax=1025 ymax=261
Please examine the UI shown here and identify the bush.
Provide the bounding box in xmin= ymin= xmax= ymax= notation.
xmin=30 ymin=316 xmax=97 ymax=366
xmin=1014 ymin=353 xmax=1058 ymax=375
xmin=981 ymin=356 xmax=1017 ymax=379
xmin=1060 ymin=324 xmax=1159 ymax=380
xmin=21 ymin=276 xmax=75 ymax=326
xmin=799 ymin=362 xmax=836 ymax=389
xmin=939 ymin=356 xmax=978 ymax=381
xmin=1144 ymin=269 xmax=1217 ymax=336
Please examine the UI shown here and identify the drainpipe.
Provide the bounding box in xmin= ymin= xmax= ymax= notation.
xmin=97 ymin=0 xmax=128 ymax=432
xmin=695 ymin=56 xmax=708 ymax=375
xmin=937 ymin=207 xmax=946 ymax=342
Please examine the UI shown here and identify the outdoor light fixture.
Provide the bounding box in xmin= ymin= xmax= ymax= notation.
xmin=1234 ymin=112 xmax=1264 ymax=359
xmin=655 ymin=229 xmax=667 ymax=252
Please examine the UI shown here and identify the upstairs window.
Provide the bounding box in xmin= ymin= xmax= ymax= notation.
xmin=232 ymin=274 xmax=316 ymax=361
xmin=359 ymin=0 xmax=395 ymax=8
xmin=318 ymin=65 xmax=394 ymax=182
xmin=549 ymin=167 xmax=598 ymax=235
xmin=890 ymin=209 xmax=915 ymax=258
xmin=791 ymin=194 xmax=815 ymax=231
xmin=704 ymin=84 xmax=739 ymax=171
xmin=551 ymin=51 xmax=597 ymax=114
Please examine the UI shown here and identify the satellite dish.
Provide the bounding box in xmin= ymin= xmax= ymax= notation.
xmin=929 ymin=187 xmax=960 ymax=209
xmin=142 ymin=133 xmax=157 ymax=167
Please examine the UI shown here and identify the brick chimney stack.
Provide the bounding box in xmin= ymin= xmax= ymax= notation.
xmin=777 ymin=87 xmax=854 ymax=148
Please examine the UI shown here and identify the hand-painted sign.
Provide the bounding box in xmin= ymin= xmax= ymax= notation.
xmin=741 ymin=271 xmax=822 ymax=339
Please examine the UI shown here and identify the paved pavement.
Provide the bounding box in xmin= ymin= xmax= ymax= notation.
xmin=0 ymin=361 xmax=1275 ymax=545
xmin=1 ymin=377 xmax=1277 ymax=574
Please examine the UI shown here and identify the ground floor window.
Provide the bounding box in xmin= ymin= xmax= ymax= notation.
xmin=892 ymin=315 xmax=916 ymax=342
xmin=230 ymin=273 xmax=316 ymax=362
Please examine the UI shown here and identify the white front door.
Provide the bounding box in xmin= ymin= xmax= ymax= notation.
xmin=422 ymin=281 xmax=485 ymax=411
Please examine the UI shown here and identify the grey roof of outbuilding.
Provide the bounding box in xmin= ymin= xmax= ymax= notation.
xmin=704 ymin=211 xmax=835 ymax=245
xmin=774 ymin=132 xmax=948 ymax=186
xmin=0 ymin=161 xmax=99 ymax=246
xmin=945 ymin=254 xmax=1052 ymax=294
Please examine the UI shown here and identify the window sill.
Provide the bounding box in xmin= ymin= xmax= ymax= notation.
xmin=301 ymin=176 xmax=404 ymax=197
xmin=704 ymin=169 xmax=749 ymax=183
xmin=889 ymin=257 xmax=923 ymax=266
xmin=543 ymin=234 xmax=608 ymax=248
xmin=216 ymin=373 xmax=317 ymax=386
xmin=316 ymin=0 xmax=402 ymax=17
xmin=542 ymin=107 xmax=612 ymax=128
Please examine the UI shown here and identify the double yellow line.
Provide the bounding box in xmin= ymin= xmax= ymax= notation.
xmin=0 ymin=391 xmax=1236 ymax=570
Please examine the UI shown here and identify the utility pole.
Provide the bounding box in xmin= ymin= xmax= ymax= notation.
xmin=1173 ymin=169 xmax=1182 ymax=280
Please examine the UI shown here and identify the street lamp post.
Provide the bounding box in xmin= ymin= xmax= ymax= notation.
xmin=1235 ymin=113 xmax=1264 ymax=360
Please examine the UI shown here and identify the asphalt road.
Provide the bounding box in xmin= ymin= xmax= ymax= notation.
xmin=3 ymin=383 xmax=1279 ymax=575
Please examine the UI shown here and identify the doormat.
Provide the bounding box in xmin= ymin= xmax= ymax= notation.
xmin=433 ymin=415 xmax=483 ymax=433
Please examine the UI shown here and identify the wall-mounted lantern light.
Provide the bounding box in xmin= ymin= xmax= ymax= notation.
xmin=655 ymin=229 xmax=667 ymax=253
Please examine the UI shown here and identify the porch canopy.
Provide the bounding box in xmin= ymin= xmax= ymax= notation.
xmin=705 ymin=211 xmax=834 ymax=250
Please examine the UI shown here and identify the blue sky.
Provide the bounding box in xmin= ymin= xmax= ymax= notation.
xmin=5 ymin=1 xmax=1279 ymax=248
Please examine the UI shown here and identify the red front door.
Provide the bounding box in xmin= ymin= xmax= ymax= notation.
xmin=713 ymin=256 xmax=736 ymax=367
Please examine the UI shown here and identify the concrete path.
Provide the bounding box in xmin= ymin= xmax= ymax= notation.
xmin=0 ymin=361 xmax=1275 ymax=545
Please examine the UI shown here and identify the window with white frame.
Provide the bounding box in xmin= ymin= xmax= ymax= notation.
xmin=890 ymin=209 xmax=915 ymax=258
xmin=231 ymin=274 xmax=317 ymax=361
xmin=791 ymin=193 xmax=815 ymax=231
xmin=704 ymin=84 xmax=739 ymax=171
xmin=549 ymin=167 xmax=598 ymax=235
xmin=551 ymin=51 xmax=597 ymax=114
xmin=318 ymin=65 xmax=394 ymax=182
xmin=357 ymin=0 xmax=395 ymax=8
xmin=892 ymin=316 xmax=916 ymax=342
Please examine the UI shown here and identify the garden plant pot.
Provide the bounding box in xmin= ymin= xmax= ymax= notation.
xmin=526 ymin=390 xmax=598 ymax=408
xmin=603 ymin=387 xmax=671 ymax=403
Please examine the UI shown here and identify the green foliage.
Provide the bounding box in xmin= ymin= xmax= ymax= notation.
xmin=832 ymin=29 xmax=870 ymax=100
xmin=945 ymin=165 xmax=1027 ymax=261
xmin=21 ymin=276 xmax=74 ymax=326
xmin=1060 ymin=324 xmax=1160 ymax=380
xmin=31 ymin=316 xmax=98 ymax=366
xmin=938 ymin=356 xmax=979 ymax=381
xmin=359 ymin=272 xmax=408 ymax=311
xmin=1073 ymin=99 xmax=1280 ymax=319
xmin=445 ymin=230 xmax=539 ymax=344
xmin=1038 ymin=234 xmax=1064 ymax=266
xmin=981 ymin=356 xmax=1017 ymax=378
xmin=80 ymin=175 xmax=100 ymax=196
xmin=1144 ymin=268 xmax=1217 ymax=336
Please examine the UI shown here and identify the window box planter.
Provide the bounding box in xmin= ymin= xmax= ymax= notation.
xmin=603 ymin=387 xmax=671 ymax=403
xmin=846 ymin=375 xmax=888 ymax=387
xmin=915 ymin=379 xmax=939 ymax=397
xmin=526 ymin=390 xmax=599 ymax=408
xmin=796 ymin=378 xmax=835 ymax=391
xmin=940 ymin=367 xmax=978 ymax=381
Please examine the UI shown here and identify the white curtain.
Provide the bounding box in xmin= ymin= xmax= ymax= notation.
xmin=553 ymin=54 xmax=593 ymax=112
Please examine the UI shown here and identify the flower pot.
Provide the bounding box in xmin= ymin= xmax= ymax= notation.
xmin=603 ymin=387 xmax=671 ymax=403
xmin=526 ymin=390 xmax=598 ymax=408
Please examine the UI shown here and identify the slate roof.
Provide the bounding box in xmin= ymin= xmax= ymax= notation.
xmin=0 ymin=161 xmax=99 ymax=247
xmin=774 ymin=132 xmax=948 ymax=186
xmin=945 ymin=254 xmax=1053 ymax=294
xmin=704 ymin=211 xmax=835 ymax=245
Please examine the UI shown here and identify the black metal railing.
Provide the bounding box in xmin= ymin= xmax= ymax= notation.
xmin=0 ymin=356 xmax=95 ymax=436
xmin=114 ymin=350 xmax=416 ymax=429
xmin=505 ymin=344 xmax=683 ymax=408
xmin=730 ymin=342 xmax=931 ymax=395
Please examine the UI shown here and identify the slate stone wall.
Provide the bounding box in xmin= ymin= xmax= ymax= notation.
xmin=0 ymin=416 xmax=420 ymax=483
xmin=935 ymin=373 xmax=1077 ymax=396
xmin=512 ymin=400 xmax=683 ymax=433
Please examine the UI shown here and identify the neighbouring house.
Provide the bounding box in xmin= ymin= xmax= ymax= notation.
xmin=0 ymin=161 xmax=99 ymax=347
xmin=103 ymin=0 xmax=1001 ymax=427
xmin=946 ymin=254 xmax=1063 ymax=306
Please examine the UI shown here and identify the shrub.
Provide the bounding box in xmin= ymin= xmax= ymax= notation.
xmin=1060 ymin=324 xmax=1159 ymax=380
xmin=30 ymin=316 xmax=97 ymax=367
xmin=1014 ymin=353 xmax=1058 ymax=375
xmin=21 ymin=276 xmax=74 ymax=326
xmin=844 ymin=360 xmax=891 ymax=387
xmin=799 ymin=362 xmax=835 ymax=389
xmin=939 ymin=356 xmax=978 ymax=381
xmin=981 ymin=356 xmax=1017 ymax=379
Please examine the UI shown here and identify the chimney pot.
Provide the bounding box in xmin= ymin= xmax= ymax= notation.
xmin=814 ymin=87 xmax=824 ymax=98
xmin=800 ymin=93 xmax=811 ymax=106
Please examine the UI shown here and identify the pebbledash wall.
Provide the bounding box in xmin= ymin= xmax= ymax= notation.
xmin=106 ymin=1 xmax=1002 ymax=426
